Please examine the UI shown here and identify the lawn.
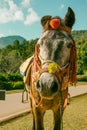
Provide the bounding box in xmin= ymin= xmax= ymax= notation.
xmin=0 ymin=94 xmax=87 ymax=130
xmin=6 ymin=89 xmax=23 ymax=94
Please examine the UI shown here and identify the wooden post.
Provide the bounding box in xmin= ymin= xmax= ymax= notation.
xmin=0 ymin=90 xmax=6 ymax=100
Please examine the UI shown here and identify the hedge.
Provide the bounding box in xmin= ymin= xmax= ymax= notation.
xmin=6 ymin=73 xmax=23 ymax=81
xmin=77 ymin=75 xmax=87 ymax=81
xmin=0 ymin=81 xmax=24 ymax=90
xmin=0 ymin=73 xmax=24 ymax=90
xmin=12 ymin=81 xmax=24 ymax=90
xmin=0 ymin=81 xmax=12 ymax=90
xmin=0 ymin=74 xmax=8 ymax=81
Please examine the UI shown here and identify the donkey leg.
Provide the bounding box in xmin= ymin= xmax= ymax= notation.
xmin=33 ymin=107 xmax=44 ymax=130
xmin=29 ymin=98 xmax=35 ymax=130
xmin=32 ymin=112 xmax=35 ymax=130
xmin=53 ymin=109 xmax=63 ymax=130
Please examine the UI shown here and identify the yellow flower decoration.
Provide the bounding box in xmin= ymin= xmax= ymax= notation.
xmin=48 ymin=62 xmax=61 ymax=74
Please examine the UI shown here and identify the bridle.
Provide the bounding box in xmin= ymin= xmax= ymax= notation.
xmin=32 ymin=37 xmax=76 ymax=83
xmin=31 ymin=16 xmax=77 ymax=87
xmin=29 ymin=35 xmax=76 ymax=107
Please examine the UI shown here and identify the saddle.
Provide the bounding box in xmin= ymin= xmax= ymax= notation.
xmin=20 ymin=55 xmax=34 ymax=85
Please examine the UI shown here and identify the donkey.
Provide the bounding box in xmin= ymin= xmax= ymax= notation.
xmin=25 ymin=7 xmax=76 ymax=130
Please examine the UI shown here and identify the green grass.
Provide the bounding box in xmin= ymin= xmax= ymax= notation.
xmin=0 ymin=94 xmax=87 ymax=130
xmin=6 ymin=89 xmax=23 ymax=94
xmin=77 ymin=81 xmax=87 ymax=85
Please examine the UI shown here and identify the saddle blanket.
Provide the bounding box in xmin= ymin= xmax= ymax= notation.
xmin=19 ymin=55 xmax=34 ymax=76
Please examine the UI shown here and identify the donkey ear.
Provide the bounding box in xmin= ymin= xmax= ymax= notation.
xmin=41 ymin=15 xmax=52 ymax=30
xmin=41 ymin=15 xmax=52 ymax=26
xmin=64 ymin=7 xmax=75 ymax=28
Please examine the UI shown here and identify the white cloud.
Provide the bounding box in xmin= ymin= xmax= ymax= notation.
xmin=60 ymin=4 xmax=65 ymax=9
xmin=21 ymin=0 xmax=30 ymax=7
xmin=8 ymin=0 xmax=18 ymax=11
xmin=0 ymin=0 xmax=40 ymax=25
xmin=14 ymin=11 xmax=24 ymax=21
xmin=0 ymin=8 xmax=11 ymax=24
xmin=0 ymin=0 xmax=24 ymax=24
xmin=24 ymin=8 xmax=40 ymax=25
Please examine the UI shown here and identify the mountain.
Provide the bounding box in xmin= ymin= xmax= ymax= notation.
xmin=0 ymin=35 xmax=26 ymax=48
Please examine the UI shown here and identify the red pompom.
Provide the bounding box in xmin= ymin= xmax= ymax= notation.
xmin=50 ymin=18 xmax=60 ymax=29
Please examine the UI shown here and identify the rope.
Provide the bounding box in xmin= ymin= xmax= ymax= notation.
xmin=59 ymin=89 xmax=63 ymax=130
xmin=69 ymin=39 xmax=77 ymax=86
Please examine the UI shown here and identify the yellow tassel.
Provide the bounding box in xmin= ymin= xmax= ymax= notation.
xmin=48 ymin=62 xmax=61 ymax=74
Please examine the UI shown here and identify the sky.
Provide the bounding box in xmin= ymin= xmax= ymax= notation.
xmin=0 ymin=0 xmax=87 ymax=40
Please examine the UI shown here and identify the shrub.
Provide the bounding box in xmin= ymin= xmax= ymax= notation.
xmin=12 ymin=81 xmax=24 ymax=90
xmin=0 ymin=74 xmax=8 ymax=81
xmin=0 ymin=81 xmax=24 ymax=90
xmin=6 ymin=73 xmax=23 ymax=81
xmin=0 ymin=73 xmax=24 ymax=90
xmin=77 ymin=75 xmax=87 ymax=81
xmin=0 ymin=81 xmax=12 ymax=90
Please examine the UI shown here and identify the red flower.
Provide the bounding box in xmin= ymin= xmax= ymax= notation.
xmin=50 ymin=18 xmax=60 ymax=29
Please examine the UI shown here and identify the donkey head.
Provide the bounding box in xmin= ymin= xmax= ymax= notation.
xmin=35 ymin=7 xmax=75 ymax=99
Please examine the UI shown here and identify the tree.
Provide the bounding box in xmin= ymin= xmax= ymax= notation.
xmin=13 ymin=40 xmax=20 ymax=49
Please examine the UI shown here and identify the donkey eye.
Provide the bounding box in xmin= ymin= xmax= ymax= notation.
xmin=67 ymin=43 xmax=72 ymax=48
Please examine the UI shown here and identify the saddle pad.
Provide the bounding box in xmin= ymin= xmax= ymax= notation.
xmin=20 ymin=55 xmax=34 ymax=76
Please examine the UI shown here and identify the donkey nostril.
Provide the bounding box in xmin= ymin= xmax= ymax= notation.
xmin=51 ymin=82 xmax=58 ymax=93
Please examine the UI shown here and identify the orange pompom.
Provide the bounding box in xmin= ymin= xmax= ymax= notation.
xmin=50 ymin=18 xmax=60 ymax=29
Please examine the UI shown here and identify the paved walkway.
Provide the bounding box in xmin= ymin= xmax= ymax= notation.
xmin=0 ymin=85 xmax=87 ymax=123
xmin=69 ymin=85 xmax=87 ymax=97
xmin=0 ymin=93 xmax=30 ymax=123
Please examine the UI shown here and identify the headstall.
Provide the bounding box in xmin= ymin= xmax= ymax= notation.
xmin=29 ymin=18 xmax=77 ymax=108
